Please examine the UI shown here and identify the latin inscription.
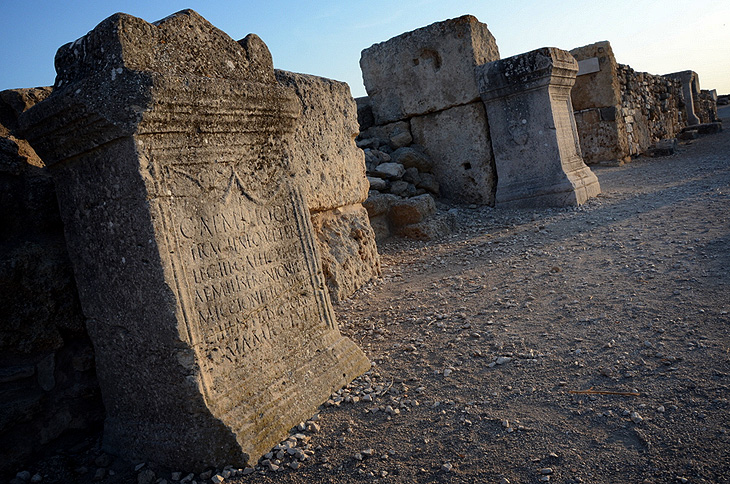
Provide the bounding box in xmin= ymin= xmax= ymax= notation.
xmin=176 ymin=187 xmax=326 ymax=358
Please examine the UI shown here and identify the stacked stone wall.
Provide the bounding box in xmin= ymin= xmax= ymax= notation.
xmin=617 ymin=64 xmax=685 ymax=156
xmin=696 ymin=89 xmax=719 ymax=123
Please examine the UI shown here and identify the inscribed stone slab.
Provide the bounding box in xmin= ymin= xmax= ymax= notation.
xmin=19 ymin=10 xmax=369 ymax=471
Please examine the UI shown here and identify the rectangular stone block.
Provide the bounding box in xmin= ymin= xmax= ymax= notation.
xmin=570 ymin=41 xmax=621 ymax=111
xmin=410 ymin=102 xmax=496 ymax=205
xmin=478 ymin=47 xmax=601 ymax=207
xmin=275 ymin=70 xmax=369 ymax=213
xmin=360 ymin=15 xmax=500 ymax=125
xmin=19 ymin=10 xmax=369 ymax=471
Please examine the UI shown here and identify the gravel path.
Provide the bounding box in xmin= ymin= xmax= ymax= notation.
xmin=15 ymin=107 xmax=729 ymax=484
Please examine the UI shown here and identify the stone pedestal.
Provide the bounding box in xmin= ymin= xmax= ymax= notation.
xmin=477 ymin=47 xmax=600 ymax=208
xmin=20 ymin=10 xmax=369 ymax=471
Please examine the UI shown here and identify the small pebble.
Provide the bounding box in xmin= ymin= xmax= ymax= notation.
xmin=441 ymin=463 xmax=453 ymax=472
xmin=211 ymin=475 xmax=224 ymax=484
xmin=631 ymin=411 xmax=644 ymax=424
xmin=30 ymin=475 xmax=42 ymax=484
xmin=541 ymin=468 xmax=554 ymax=475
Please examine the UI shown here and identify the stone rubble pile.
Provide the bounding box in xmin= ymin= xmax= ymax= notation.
xmin=354 ymin=119 xmax=457 ymax=241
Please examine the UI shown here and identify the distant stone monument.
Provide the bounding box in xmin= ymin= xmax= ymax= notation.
xmin=20 ymin=10 xmax=369 ymax=471
xmin=477 ymin=48 xmax=601 ymax=207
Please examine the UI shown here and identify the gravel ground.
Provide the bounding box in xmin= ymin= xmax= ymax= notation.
xmin=12 ymin=106 xmax=730 ymax=484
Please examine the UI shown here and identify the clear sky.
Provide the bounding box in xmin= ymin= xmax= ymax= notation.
xmin=1 ymin=0 xmax=728 ymax=97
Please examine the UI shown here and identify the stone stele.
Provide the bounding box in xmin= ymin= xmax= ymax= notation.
xmin=477 ymin=47 xmax=601 ymax=207
xmin=19 ymin=10 xmax=370 ymax=471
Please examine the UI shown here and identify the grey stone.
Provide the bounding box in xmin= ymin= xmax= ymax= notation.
xmin=367 ymin=176 xmax=387 ymax=191
xmin=477 ymin=47 xmax=601 ymax=207
xmin=416 ymin=173 xmax=440 ymax=195
xmin=373 ymin=162 xmax=406 ymax=180
xmin=275 ymin=70 xmax=369 ymax=213
xmin=402 ymin=167 xmax=420 ymax=184
xmin=360 ymin=15 xmax=500 ymax=124
xmin=359 ymin=121 xmax=411 ymax=148
xmin=410 ymin=102 xmax=496 ymax=204
xmin=388 ymin=180 xmax=411 ymax=196
xmin=648 ymin=138 xmax=677 ymax=156
xmin=389 ymin=130 xmax=412 ymax=149
xmin=20 ymin=9 xmax=369 ymax=471
xmin=355 ymin=96 xmax=374 ymax=130
xmin=391 ymin=147 xmax=433 ymax=173
xmin=16 ymin=471 xmax=31 ymax=481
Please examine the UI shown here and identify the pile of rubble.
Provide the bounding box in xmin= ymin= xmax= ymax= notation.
xmin=356 ymin=119 xmax=456 ymax=241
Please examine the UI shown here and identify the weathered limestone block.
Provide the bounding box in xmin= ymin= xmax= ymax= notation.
xmin=19 ymin=10 xmax=369 ymax=471
xmin=360 ymin=15 xmax=500 ymax=125
xmin=570 ymin=41 xmax=629 ymax=164
xmin=310 ymin=205 xmax=380 ymax=301
xmin=274 ymin=69 xmax=369 ymax=213
xmin=664 ymin=70 xmax=700 ymax=125
xmin=570 ymin=41 xmax=621 ymax=110
xmin=477 ymin=48 xmax=600 ymax=207
xmin=274 ymin=70 xmax=379 ymax=300
xmin=410 ymin=102 xmax=496 ymax=204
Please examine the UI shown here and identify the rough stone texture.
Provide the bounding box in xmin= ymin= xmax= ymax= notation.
xmin=570 ymin=41 xmax=686 ymax=164
xmin=310 ymin=205 xmax=380 ymax=301
xmin=273 ymin=70 xmax=378 ymax=301
xmin=664 ymin=70 xmax=701 ymax=126
xmin=696 ymin=89 xmax=719 ymax=124
xmin=355 ymin=96 xmax=375 ymax=131
xmin=360 ymin=15 xmax=500 ymax=125
xmin=19 ymin=10 xmax=369 ymax=471
xmin=570 ymin=42 xmax=621 ymax=110
xmin=570 ymin=41 xmax=629 ymax=164
xmin=478 ymin=47 xmax=600 ymax=207
xmin=274 ymin=69 xmax=369 ymax=213
xmin=1 ymin=88 xmax=103 ymax=477
xmin=617 ymin=64 xmax=685 ymax=156
xmin=359 ymin=120 xmax=412 ymax=149
xmin=410 ymin=102 xmax=496 ymax=204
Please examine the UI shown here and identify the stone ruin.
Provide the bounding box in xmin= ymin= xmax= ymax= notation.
xmin=4 ymin=9 xmax=374 ymax=474
xmin=357 ymin=15 xmax=600 ymax=228
xmin=0 ymin=9 xmax=721 ymax=479
xmin=570 ymin=41 xmax=721 ymax=164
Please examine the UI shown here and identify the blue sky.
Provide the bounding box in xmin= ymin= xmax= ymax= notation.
xmin=1 ymin=0 xmax=728 ymax=97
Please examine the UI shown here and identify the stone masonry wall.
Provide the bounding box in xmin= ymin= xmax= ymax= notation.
xmin=571 ymin=41 xmax=686 ymax=164
xmin=696 ymin=89 xmax=719 ymax=124
xmin=360 ymin=15 xmax=500 ymax=207
xmin=0 ymin=88 xmax=103 ymax=478
xmin=617 ymin=64 xmax=685 ymax=156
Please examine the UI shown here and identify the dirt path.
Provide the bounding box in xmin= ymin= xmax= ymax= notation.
xmin=17 ymin=108 xmax=729 ymax=484
xmin=266 ymin=108 xmax=730 ymax=484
